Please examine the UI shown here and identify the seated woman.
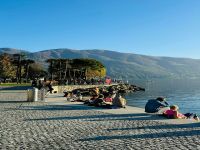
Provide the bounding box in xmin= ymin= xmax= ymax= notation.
xmin=65 ymin=91 xmax=73 ymax=101
xmin=93 ymin=94 xmax=104 ymax=107
xmin=112 ymin=94 xmax=126 ymax=108
xmin=90 ymin=87 xmax=99 ymax=96
xmin=84 ymin=94 xmax=99 ymax=105
xmin=104 ymin=96 xmax=113 ymax=103
xmin=163 ymin=105 xmax=199 ymax=121
xmin=101 ymin=93 xmax=113 ymax=108
xmin=103 ymin=93 xmax=113 ymax=103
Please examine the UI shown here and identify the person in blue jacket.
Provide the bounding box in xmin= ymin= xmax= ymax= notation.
xmin=145 ymin=97 xmax=169 ymax=113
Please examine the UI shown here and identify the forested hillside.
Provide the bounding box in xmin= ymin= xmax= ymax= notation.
xmin=1 ymin=48 xmax=200 ymax=80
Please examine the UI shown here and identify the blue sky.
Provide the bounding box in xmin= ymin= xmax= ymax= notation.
xmin=0 ymin=0 xmax=200 ymax=58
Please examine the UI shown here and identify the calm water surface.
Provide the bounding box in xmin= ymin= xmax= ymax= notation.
xmin=126 ymin=79 xmax=200 ymax=115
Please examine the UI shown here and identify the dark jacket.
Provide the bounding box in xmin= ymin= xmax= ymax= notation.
xmin=145 ymin=99 xmax=169 ymax=113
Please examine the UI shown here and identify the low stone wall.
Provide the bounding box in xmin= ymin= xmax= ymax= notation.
xmin=53 ymin=84 xmax=107 ymax=93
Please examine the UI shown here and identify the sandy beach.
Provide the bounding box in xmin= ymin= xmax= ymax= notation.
xmin=0 ymin=90 xmax=200 ymax=150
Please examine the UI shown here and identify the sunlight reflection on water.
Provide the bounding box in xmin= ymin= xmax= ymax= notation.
xmin=126 ymin=79 xmax=200 ymax=115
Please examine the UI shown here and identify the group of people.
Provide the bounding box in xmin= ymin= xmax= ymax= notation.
xmin=145 ymin=97 xmax=199 ymax=121
xmin=65 ymin=86 xmax=127 ymax=109
xmin=32 ymin=80 xmax=54 ymax=95
xmin=64 ymin=85 xmax=199 ymax=120
xmin=84 ymin=87 xmax=127 ymax=108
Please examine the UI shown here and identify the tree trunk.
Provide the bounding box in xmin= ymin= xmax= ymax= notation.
xmin=59 ymin=60 xmax=62 ymax=80
xmin=50 ymin=61 xmax=53 ymax=81
xmin=16 ymin=65 xmax=19 ymax=84
xmin=19 ymin=63 xmax=22 ymax=84
xmin=26 ymin=64 xmax=29 ymax=83
xmin=64 ymin=61 xmax=67 ymax=80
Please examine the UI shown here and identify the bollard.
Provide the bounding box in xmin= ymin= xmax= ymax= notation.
xmin=33 ymin=87 xmax=38 ymax=102
xmin=27 ymin=89 xmax=30 ymax=102
xmin=41 ymin=88 xmax=46 ymax=101
xmin=27 ymin=89 xmax=33 ymax=102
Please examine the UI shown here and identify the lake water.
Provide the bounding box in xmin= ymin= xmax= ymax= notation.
xmin=126 ymin=79 xmax=200 ymax=115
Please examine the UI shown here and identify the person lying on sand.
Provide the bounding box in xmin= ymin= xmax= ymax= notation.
xmin=163 ymin=105 xmax=199 ymax=121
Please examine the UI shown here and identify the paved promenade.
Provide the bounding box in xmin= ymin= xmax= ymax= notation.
xmin=0 ymin=90 xmax=200 ymax=150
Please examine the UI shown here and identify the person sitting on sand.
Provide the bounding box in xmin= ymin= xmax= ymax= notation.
xmin=101 ymin=93 xmax=113 ymax=108
xmin=94 ymin=87 xmax=99 ymax=95
xmin=163 ymin=105 xmax=199 ymax=121
xmin=103 ymin=93 xmax=113 ymax=103
xmin=104 ymin=96 xmax=113 ymax=103
xmin=66 ymin=92 xmax=77 ymax=102
xmin=84 ymin=94 xmax=97 ymax=105
xmin=90 ymin=87 xmax=100 ymax=97
xmin=145 ymin=97 xmax=169 ymax=113
xmin=112 ymin=93 xmax=126 ymax=108
xmin=100 ymin=87 xmax=109 ymax=97
xmin=93 ymin=94 xmax=104 ymax=107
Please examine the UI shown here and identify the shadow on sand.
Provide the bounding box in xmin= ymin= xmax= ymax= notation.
xmin=80 ymin=128 xmax=200 ymax=140
xmin=21 ymin=104 xmax=175 ymax=122
xmin=20 ymin=104 xmax=103 ymax=111
xmin=0 ymin=101 xmax=27 ymax=103
xmin=24 ymin=112 xmax=153 ymax=121
xmin=0 ymin=86 xmax=31 ymax=91
xmin=18 ymin=102 xmax=200 ymax=140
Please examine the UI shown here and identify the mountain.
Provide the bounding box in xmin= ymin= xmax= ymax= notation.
xmin=1 ymin=48 xmax=200 ymax=80
xmin=0 ymin=48 xmax=29 ymax=55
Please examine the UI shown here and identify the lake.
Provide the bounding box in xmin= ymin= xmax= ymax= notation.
xmin=126 ymin=79 xmax=200 ymax=115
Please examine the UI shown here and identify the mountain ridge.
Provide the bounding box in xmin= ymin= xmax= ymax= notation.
xmin=1 ymin=48 xmax=200 ymax=80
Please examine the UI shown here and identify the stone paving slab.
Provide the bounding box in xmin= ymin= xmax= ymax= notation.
xmin=47 ymin=93 xmax=200 ymax=125
xmin=0 ymin=90 xmax=27 ymax=101
xmin=0 ymin=91 xmax=200 ymax=150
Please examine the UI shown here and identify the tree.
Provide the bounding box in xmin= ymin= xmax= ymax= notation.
xmin=28 ymin=63 xmax=47 ymax=80
xmin=46 ymin=59 xmax=56 ymax=80
xmin=0 ymin=53 xmax=16 ymax=82
xmin=63 ymin=59 xmax=71 ymax=80
xmin=72 ymin=59 xmax=106 ymax=79
xmin=86 ymin=67 xmax=106 ymax=79
xmin=21 ymin=59 xmax=35 ymax=82
xmin=46 ymin=58 xmax=106 ymax=81
xmin=12 ymin=53 xmax=26 ymax=83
